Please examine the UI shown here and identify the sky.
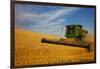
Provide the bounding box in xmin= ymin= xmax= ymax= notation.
xmin=15 ymin=4 xmax=95 ymax=37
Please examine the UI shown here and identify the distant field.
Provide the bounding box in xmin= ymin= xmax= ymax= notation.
xmin=15 ymin=29 xmax=95 ymax=67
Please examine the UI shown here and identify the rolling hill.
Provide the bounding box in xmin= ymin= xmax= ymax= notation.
xmin=15 ymin=29 xmax=95 ymax=67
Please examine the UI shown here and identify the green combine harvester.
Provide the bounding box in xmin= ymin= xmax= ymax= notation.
xmin=41 ymin=25 xmax=90 ymax=51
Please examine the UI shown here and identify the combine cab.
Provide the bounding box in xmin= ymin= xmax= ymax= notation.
xmin=65 ymin=25 xmax=88 ymax=40
xmin=41 ymin=25 xmax=90 ymax=51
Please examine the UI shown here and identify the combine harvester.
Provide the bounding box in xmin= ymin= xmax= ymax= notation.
xmin=41 ymin=25 xmax=90 ymax=52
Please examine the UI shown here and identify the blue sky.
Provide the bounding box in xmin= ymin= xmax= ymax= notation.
xmin=15 ymin=4 xmax=95 ymax=37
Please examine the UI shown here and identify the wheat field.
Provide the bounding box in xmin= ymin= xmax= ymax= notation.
xmin=15 ymin=29 xmax=95 ymax=67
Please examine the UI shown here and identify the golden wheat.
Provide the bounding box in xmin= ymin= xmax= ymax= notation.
xmin=15 ymin=29 xmax=95 ymax=67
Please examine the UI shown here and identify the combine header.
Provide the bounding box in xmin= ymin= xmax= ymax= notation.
xmin=41 ymin=25 xmax=90 ymax=51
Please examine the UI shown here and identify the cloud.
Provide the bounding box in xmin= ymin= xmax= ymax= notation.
xmin=15 ymin=4 xmax=80 ymax=37
xmin=40 ymin=7 xmax=79 ymax=24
